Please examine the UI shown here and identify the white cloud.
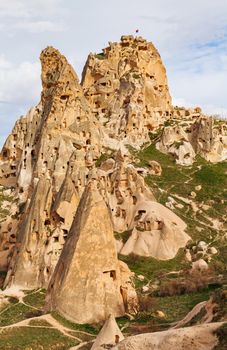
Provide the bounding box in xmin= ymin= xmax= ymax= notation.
xmin=0 ymin=55 xmax=12 ymax=69
xmin=0 ymin=57 xmax=41 ymax=104
xmin=0 ymin=56 xmax=41 ymax=147
xmin=15 ymin=20 xmax=65 ymax=33
xmin=0 ymin=0 xmax=65 ymax=18
xmin=0 ymin=0 xmax=67 ymax=35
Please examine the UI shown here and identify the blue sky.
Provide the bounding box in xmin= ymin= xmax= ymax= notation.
xmin=0 ymin=0 xmax=227 ymax=146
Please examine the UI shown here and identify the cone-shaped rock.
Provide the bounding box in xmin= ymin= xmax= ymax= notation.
xmin=3 ymin=46 xmax=102 ymax=288
xmin=45 ymin=182 xmax=135 ymax=324
xmin=91 ymin=314 xmax=124 ymax=349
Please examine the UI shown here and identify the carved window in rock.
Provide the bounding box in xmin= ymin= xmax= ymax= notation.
xmin=54 ymin=236 xmax=59 ymax=243
xmin=31 ymin=150 xmax=36 ymax=160
xmin=60 ymin=95 xmax=68 ymax=100
xmin=157 ymin=220 xmax=163 ymax=229
xmin=63 ymin=229 xmax=68 ymax=241
xmin=132 ymin=196 xmax=137 ymax=205
xmin=135 ymin=210 xmax=146 ymax=221
xmin=121 ymin=209 xmax=126 ymax=219
xmin=103 ymin=270 xmax=116 ymax=281
xmin=2 ymin=149 xmax=8 ymax=159
xmin=44 ymin=219 xmax=51 ymax=226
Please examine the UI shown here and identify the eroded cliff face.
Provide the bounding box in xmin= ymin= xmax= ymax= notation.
xmin=2 ymin=47 xmax=103 ymax=289
xmin=82 ymin=35 xmax=172 ymax=148
xmin=45 ymin=182 xmax=138 ymax=324
xmin=0 ymin=35 xmax=226 ymax=325
xmin=157 ymin=109 xmax=227 ymax=165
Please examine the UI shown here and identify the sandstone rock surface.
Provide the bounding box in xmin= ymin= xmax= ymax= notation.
xmin=82 ymin=35 xmax=172 ymax=148
xmin=0 ymin=35 xmax=224 ymax=297
xmin=2 ymin=46 xmax=102 ymax=288
xmin=119 ymin=201 xmax=190 ymax=260
xmin=112 ymin=322 xmax=222 ymax=350
xmin=45 ymin=183 xmax=138 ymax=324
xmin=91 ymin=314 xmax=124 ymax=350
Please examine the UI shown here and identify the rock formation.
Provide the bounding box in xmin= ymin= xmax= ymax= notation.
xmin=2 ymin=46 xmax=102 ymax=289
xmin=91 ymin=315 xmax=124 ymax=350
xmin=0 ymin=35 xmax=225 ymax=302
xmin=112 ymin=322 xmax=222 ymax=350
xmin=119 ymin=201 xmax=190 ymax=260
xmin=45 ymin=182 xmax=138 ymax=324
xmin=0 ymin=35 xmax=226 ymax=348
xmin=82 ymin=35 xmax=172 ymax=148
xmin=94 ymin=153 xmax=190 ymax=259
xmin=156 ymin=109 xmax=227 ymax=165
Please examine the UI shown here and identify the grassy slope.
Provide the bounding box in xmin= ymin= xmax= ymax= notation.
xmin=118 ymin=141 xmax=227 ymax=331
xmin=0 ymin=327 xmax=78 ymax=350
xmin=0 ymin=136 xmax=226 ymax=346
xmin=134 ymin=143 xmax=227 ymax=269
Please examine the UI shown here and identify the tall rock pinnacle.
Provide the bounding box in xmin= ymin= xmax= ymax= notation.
xmin=45 ymin=182 xmax=138 ymax=324
xmin=3 ymin=46 xmax=102 ymax=289
xmin=82 ymin=35 xmax=172 ymax=147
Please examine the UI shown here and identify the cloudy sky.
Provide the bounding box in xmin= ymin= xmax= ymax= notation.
xmin=0 ymin=0 xmax=227 ymax=146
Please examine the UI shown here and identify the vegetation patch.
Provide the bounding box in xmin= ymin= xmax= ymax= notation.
xmin=23 ymin=289 xmax=46 ymax=309
xmin=0 ymin=327 xmax=78 ymax=350
xmin=0 ymin=302 xmax=33 ymax=327
xmin=119 ymin=249 xmax=189 ymax=286
xmin=51 ymin=311 xmax=100 ymax=335
xmin=95 ymin=52 xmax=105 ymax=60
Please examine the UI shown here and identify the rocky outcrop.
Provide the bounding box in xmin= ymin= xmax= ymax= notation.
xmin=0 ymin=107 xmax=40 ymax=189
xmin=98 ymin=152 xmax=156 ymax=233
xmin=82 ymin=35 xmax=172 ymax=148
xmin=119 ymin=201 xmax=190 ymax=260
xmin=112 ymin=322 xmax=223 ymax=350
xmin=45 ymin=183 xmax=138 ymax=324
xmin=91 ymin=315 xmax=124 ymax=349
xmin=156 ymin=109 xmax=227 ymax=165
xmin=95 ymin=154 xmax=190 ymax=260
xmin=3 ymin=47 xmax=102 ymax=288
xmin=0 ymin=187 xmax=18 ymax=271
xmin=189 ymin=115 xmax=227 ymax=162
xmin=0 ymin=36 xmax=223 ymax=296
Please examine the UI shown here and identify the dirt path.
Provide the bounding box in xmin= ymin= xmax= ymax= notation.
xmin=0 ymin=287 xmax=96 ymax=348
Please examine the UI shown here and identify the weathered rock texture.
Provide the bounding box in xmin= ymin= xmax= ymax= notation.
xmin=95 ymin=153 xmax=190 ymax=260
xmin=0 ymin=35 xmax=225 ymax=295
xmin=2 ymin=46 xmax=102 ymax=288
xmin=112 ymin=322 xmax=223 ymax=350
xmin=157 ymin=109 xmax=227 ymax=165
xmin=45 ymin=183 xmax=138 ymax=324
xmin=91 ymin=315 xmax=124 ymax=350
xmin=82 ymin=35 xmax=172 ymax=148
xmin=119 ymin=201 xmax=190 ymax=260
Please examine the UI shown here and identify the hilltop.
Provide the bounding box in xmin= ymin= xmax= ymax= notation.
xmin=0 ymin=36 xmax=226 ymax=349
